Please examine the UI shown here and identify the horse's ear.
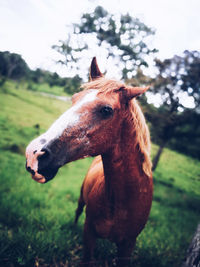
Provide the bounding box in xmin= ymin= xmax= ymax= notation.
xmin=124 ymin=86 xmax=150 ymax=101
xmin=90 ymin=57 xmax=103 ymax=81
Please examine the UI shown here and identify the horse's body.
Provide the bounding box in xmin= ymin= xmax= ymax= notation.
xmin=26 ymin=58 xmax=153 ymax=266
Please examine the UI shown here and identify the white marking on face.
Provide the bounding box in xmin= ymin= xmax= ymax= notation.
xmin=43 ymin=90 xmax=98 ymax=141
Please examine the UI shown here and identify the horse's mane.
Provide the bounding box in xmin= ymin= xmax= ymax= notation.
xmin=82 ymin=78 xmax=152 ymax=177
xmin=129 ymin=99 xmax=152 ymax=177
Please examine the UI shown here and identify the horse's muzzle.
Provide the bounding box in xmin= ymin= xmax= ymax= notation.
xmin=26 ymin=159 xmax=59 ymax=183
xmin=25 ymin=141 xmax=60 ymax=183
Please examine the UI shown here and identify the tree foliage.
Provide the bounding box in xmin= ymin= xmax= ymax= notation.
xmin=30 ymin=68 xmax=66 ymax=87
xmin=181 ymin=50 xmax=200 ymax=109
xmin=145 ymin=51 xmax=200 ymax=167
xmin=0 ymin=51 xmax=29 ymax=80
xmin=53 ymin=6 xmax=157 ymax=79
xmin=153 ymin=50 xmax=200 ymax=113
xmin=0 ymin=51 xmax=82 ymax=95
xmin=64 ymin=75 xmax=82 ymax=94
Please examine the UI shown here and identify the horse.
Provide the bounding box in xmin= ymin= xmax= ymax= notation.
xmin=25 ymin=57 xmax=153 ymax=266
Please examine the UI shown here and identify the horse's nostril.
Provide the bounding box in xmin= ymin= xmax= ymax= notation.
xmin=38 ymin=148 xmax=51 ymax=160
xmin=26 ymin=166 xmax=35 ymax=175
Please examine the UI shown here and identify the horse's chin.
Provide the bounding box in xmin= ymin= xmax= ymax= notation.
xmin=31 ymin=167 xmax=59 ymax=184
xmin=31 ymin=174 xmax=46 ymax=184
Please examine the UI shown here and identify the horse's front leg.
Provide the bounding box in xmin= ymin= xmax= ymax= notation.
xmin=116 ymin=238 xmax=136 ymax=267
xmin=81 ymin=219 xmax=96 ymax=266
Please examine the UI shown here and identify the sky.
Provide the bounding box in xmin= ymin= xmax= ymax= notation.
xmin=0 ymin=0 xmax=200 ymax=78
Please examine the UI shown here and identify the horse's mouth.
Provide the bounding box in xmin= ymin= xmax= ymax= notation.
xmin=26 ymin=164 xmax=59 ymax=184
xmin=39 ymin=167 xmax=59 ymax=182
xmin=32 ymin=174 xmax=46 ymax=184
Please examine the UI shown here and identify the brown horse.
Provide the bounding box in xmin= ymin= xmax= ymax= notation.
xmin=26 ymin=57 xmax=153 ymax=266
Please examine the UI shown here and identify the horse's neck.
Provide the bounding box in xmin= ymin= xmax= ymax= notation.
xmin=102 ymin=120 xmax=145 ymax=206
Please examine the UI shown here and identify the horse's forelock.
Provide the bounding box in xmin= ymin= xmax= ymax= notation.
xmin=82 ymin=78 xmax=124 ymax=94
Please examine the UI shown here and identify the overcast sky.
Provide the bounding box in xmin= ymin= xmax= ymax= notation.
xmin=0 ymin=0 xmax=200 ymax=77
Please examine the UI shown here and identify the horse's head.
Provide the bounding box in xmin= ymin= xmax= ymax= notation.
xmin=26 ymin=57 xmax=149 ymax=183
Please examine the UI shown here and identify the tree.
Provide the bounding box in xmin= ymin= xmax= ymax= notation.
xmin=53 ymin=6 xmax=157 ymax=79
xmin=64 ymin=75 xmax=82 ymax=94
xmin=0 ymin=50 xmax=81 ymax=93
xmin=181 ymin=50 xmax=200 ymax=110
xmin=30 ymin=68 xmax=68 ymax=87
xmin=0 ymin=51 xmax=29 ymax=80
xmin=169 ymin=109 xmax=200 ymax=159
xmin=147 ymin=51 xmax=200 ymax=170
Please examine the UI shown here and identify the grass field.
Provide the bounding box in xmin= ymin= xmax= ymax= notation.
xmin=0 ymin=80 xmax=200 ymax=266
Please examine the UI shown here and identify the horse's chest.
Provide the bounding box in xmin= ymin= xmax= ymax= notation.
xmin=94 ymin=209 xmax=129 ymax=242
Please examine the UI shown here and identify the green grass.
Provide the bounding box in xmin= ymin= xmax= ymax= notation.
xmin=1 ymin=79 xmax=68 ymax=96
xmin=0 ymin=80 xmax=200 ymax=266
xmin=27 ymin=82 xmax=67 ymax=96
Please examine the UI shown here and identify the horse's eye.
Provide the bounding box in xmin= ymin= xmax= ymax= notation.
xmin=99 ymin=106 xmax=114 ymax=119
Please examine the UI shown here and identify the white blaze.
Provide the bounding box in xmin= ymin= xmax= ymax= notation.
xmin=43 ymin=90 xmax=98 ymax=140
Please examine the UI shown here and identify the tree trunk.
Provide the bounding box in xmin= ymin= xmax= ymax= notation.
xmin=182 ymin=224 xmax=200 ymax=267
xmin=152 ymin=141 xmax=167 ymax=171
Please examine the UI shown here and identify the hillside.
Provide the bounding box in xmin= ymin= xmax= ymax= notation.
xmin=0 ymin=80 xmax=200 ymax=266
